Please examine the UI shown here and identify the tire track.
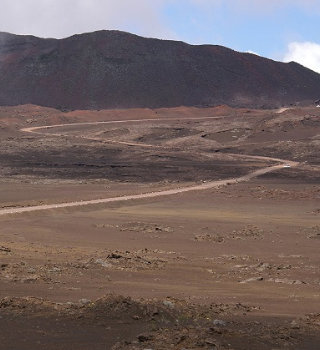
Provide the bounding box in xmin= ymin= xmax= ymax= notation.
xmin=0 ymin=117 xmax=299 ymax=216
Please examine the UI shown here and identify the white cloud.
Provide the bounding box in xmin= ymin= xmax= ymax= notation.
xmin=0 ymin=0 xmax=176 ymax=39
xmin=246 ymin=50 xmax=260 ymax=56
xmin=284 ymin=42 xmax=320 ymax=74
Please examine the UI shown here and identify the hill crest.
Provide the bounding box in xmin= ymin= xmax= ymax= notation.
xmin=0 ymin=30 xmax=319 ymax=110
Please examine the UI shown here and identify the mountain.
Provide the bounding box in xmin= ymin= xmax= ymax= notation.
xmin=0 ymin=30 xmax=320 ymax=110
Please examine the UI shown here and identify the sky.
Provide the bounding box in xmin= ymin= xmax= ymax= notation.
xmin=0 ymin=0 xmax=319 ymax=73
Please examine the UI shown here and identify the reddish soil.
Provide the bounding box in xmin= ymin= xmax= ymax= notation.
xmin=0 ymin=105 xmax=319 ymax=349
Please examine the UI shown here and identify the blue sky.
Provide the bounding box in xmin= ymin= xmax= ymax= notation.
xmin=162 ymin=1 xmax=320 ymax=60
xmin=0 ymin=0 xmax=320 ymax=72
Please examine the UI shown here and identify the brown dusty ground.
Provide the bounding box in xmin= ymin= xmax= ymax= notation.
xmin=0 ymin=105 xmax=319 ymax=349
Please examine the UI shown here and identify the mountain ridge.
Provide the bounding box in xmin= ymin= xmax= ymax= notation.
xmin=0 ymin=30 xmax=319 ymax=110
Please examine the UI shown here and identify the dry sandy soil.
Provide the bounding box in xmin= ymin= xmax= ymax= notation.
xmin=0 ymin=105 xmax=319 ymax=349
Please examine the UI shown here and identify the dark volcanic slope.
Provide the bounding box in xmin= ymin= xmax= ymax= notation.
xmin=0 ymin=30 xmax=320 ymax=110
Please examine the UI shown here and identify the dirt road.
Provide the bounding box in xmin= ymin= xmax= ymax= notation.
xmin=21 ymin=116 xmax=226 ymax=148
xmin=1 ymin=110 xmax=318 ymax=350
xmin=0 ymin=117 xmax=299 ymax=216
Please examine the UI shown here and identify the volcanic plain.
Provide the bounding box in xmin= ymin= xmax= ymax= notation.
xmin=0 ymin=104 xmax=319 ymax=349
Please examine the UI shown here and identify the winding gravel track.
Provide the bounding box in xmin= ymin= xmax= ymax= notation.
xmin=0 ymin=117 xmax=299 ymax=216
